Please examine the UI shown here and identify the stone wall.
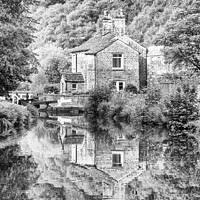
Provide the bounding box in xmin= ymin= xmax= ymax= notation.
xmin=86 ymin=55 xmax=96 ymax=90
xmin=40 ymin=94 xmax=89 ymax=106
xmin=95 ymin=137 xmax=139 ymax=180
xmin=71 ymin=53 xmax=95 ymax=91
xmin=66 ymin=82 xmax=84 ymax=91
xmin=96 ymin=40 xmax=140 ymax=89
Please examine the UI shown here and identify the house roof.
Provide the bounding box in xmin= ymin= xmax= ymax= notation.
xmin=70 ymin=33 xmax=147 ymax=55
xmin=70 ymin=33 xmax=117 ymax=55
xmin=63 ymin=73 xmax=84 ymax=82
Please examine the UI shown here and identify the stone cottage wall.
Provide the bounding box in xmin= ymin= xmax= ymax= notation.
xmin=72 ymin=53 xmax=95 ymax=91
xmin=96 ymin=40 xmax=140 ymax=89
xmin=86 ymin=55 xmax=96 ymax=90
xmin=95 ymin=137 xmax=140 ymax=180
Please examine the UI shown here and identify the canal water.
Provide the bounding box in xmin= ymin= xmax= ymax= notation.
xmin=0 ymin=113 xmax=200 ymax=200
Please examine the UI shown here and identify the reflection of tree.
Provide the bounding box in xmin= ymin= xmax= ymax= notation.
xmin=164 ymin=134 xmax=199 ymax=169
xmin=152 ymin=134 xmax=200 ymax=199
xmin=34 ymin=121 xmax=60 ymax=145
xmin=30 ymin=183 xmax=85 ymax=200
xmin=0 ymin=145 xmax=38 ymax=200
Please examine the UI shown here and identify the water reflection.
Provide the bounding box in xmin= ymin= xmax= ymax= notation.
xmin=1 ymin=113 xmax=200 ymax=199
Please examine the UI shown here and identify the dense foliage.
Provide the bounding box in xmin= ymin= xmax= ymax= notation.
xmin=28 ymin=0 xmax=199 ymax=86
xmin=155 ymin=1 xmax=200 ymax=70
xmin=1 ymin=0 xmax=199 ymax=93
xmin=0 ymin=145 xmax=38 ymax=200
xmin=0 ymin=102 xmax=38 ymax=134
xmin=0 ymin=0 xmax=39 ymax=95
xmin=163 ymin=84 xmax=199 ymax=136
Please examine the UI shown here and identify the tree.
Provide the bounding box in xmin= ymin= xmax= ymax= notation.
xmin=0 ymin=0 xmax=38 ymax=95
xmin=155 ymin=1 xmax=200 ymax=70
xmin=44 ymin=56 xmax=69 ymax=83
xmin=163 ymin=83 xmax=199 ymax=136
xmin=30 ymin=69 xmax=47 ymax=94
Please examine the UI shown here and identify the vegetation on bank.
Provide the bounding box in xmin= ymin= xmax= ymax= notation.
xmin=85 ymin=79 xmax=199 ymax=136
xmin=0 ymin=102 xmax=39 ymax=135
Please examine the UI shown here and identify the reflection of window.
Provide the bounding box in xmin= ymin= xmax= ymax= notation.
xmin=72 ymin=83 xmax=77 ymax=90
xmin=113 ymin=54 xmax=123 ymax=69
xmin=72 ymin=130 xmax=76 ymax=135
xmin=117 ymin=135 xmax=125 ymax=140
xmin=115 ymin=81 xmax=125 ymax=91
xmin=112 ymin=151 xmax=124 ymax=167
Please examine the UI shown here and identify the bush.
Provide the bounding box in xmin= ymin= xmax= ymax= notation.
xmin=44 ymin=85 xmax=59 ymax=94
xmin=85 ymin=85 xmax=112 ymax=121
xmin=0 ymin=102 xmax=29 ymax=132
xmin=27 ymin=104 xmax=39 ymax=124
xmin=163 ymin=83 xmax=199 ymax=136
xmin=124 ymin=84 xmax=138 ymax=94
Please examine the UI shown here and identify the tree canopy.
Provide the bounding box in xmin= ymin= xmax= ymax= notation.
xmin=155 ymin=1 xmax=200 ymax=70
xmin=0 ymin=0 xmax=38 ymax=95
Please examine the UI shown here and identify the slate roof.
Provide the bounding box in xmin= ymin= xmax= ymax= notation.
xmin=63 ymin=73 xmax=84 ymax=82
xmin=70 ymin=33 xmax=117 ymax=55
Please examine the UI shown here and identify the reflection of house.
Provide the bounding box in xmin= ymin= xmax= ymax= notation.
xmin=58 ymin=116 xmax=95 ymax=166
xmin=56 ymin=116 xmax=148 ymax=200
xmin=60 ymin=9 xmax=147 ymax=93
xmin=95 ymin=134 xmax=140 ymax=181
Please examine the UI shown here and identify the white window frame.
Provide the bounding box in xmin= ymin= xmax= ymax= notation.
xmin=112 ymin=151 xmax=124 ymax=167
xmin=112 ymin=53 xmax=124 ymax=70
xmin=72 ymin=83 xmax=77 ymax=90
xmin=115 ymin=81 xmax=125 ymax=91
xmin=72 ymin=54 xmax=76 ymax=73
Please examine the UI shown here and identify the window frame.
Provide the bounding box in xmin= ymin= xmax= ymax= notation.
xmin=112 ymin=53 xmax=124 ymax=70
xmin=115 ymin=81 xmax=125 ymax=91
xmin=72 ymin=129 xmax=77 ymax=135
xmin=72 ymin=83 xmax=77 ymax=91
xmin=112 ymin=151 xmax=124 ymax=167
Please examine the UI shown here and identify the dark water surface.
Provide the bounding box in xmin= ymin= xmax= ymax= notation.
xmin=0 ymin=113 xmax=200 ymax=200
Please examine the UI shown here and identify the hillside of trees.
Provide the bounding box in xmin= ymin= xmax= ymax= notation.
xmin=0 ymin=0 xmax=199 ymax=94
xmin=29 ymin=0 xmax=199 ymax=90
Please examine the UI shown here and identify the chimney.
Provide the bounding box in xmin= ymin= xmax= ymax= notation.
xmin=102 ymin=11 xmax=113 ymax=35
xmin=101 ymin=9 xmax=126 ymax=36
xmin=113 ymin=8 xmax=126 ymax=36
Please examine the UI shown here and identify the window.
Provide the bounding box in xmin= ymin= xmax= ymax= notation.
xmin=112 ymin=151 xmax=124 ymax=167
xmin=117 ymin=134 xmax=125 ymax=140
xmin=72 ymin=83 xmax=77 ymax=90
xmin=115 ymin=81 xmax=125 ymax=91
xmin=113 ymin=54 xmax=123 ymax=69
xmin=72 ymin=129 xmax=77 ymax=135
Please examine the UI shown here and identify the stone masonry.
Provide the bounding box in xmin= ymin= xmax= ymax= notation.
xmin=96 ymin=40 xmax=140 ymax=89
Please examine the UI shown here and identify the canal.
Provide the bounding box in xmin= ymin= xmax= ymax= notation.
xmin=0 ymin=112 xmax=199 ymax=200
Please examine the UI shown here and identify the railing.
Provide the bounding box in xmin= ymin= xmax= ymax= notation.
xmin=11 ymin=94 xmax=20 ymax=104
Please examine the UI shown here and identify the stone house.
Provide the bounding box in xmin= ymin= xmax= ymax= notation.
xmin=60 ymin=10 xmax=147 ymax=93
xmin=147 ymin=46 xmax=200 ymax=98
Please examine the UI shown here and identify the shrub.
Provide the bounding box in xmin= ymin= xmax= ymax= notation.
xmin=0 ymin=102 xmax=29 ymax=132
xmin=44 ymin=85 xmax=59 ymax=94
xmin=27 ymin=104 xmax=39 ymax=124
xmin=124 ymin=84 xmax=138 ymax=94
xmin=85 ymin=85 xmax=112 ymax=113
xmin=163 ymin=83 xmax=199 ymax=136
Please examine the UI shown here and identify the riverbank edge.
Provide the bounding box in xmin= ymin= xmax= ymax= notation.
xmin=0 ymin=101 xmax=39 ymax=131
